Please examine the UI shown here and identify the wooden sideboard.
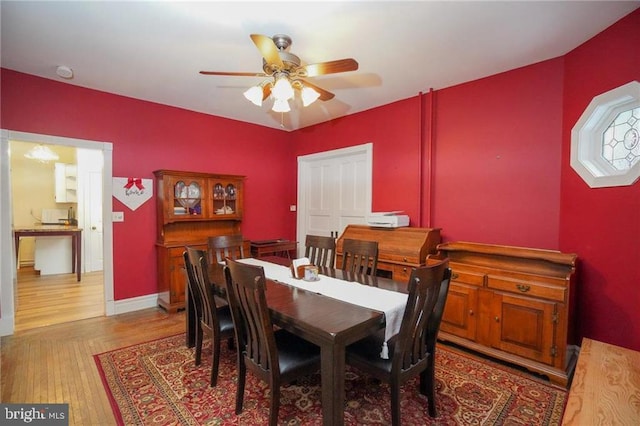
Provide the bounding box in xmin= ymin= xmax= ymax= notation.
xmin=429 ymin=241 xmax=578 ymax=386
xmin=562 ymin=338 xmax=640 ymax=425
xmin=335 ymin=225 xmax=442 ymax=282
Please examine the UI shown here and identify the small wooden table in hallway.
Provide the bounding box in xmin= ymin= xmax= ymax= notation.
xmin=13 ymin=226 xmax=82 ymax=282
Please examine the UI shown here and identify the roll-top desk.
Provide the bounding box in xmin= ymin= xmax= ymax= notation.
xmin=336 ymin=225 xmax=442 ymax=282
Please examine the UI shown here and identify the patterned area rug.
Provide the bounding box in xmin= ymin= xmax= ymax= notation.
xmin=94 ymin=334 xmax=567 ymax=425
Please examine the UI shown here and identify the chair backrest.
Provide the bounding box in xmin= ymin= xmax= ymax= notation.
xmin=224 ymin=259 xmax=279 ymax=381
xmin=426 ymin=263 xmax=452 ymax=352
xmin=208 ymin=234 xmax=245 ymax=264
xmin=304 ymin=235 xmax=336 ymax=268
xmin=341 ymin=238 xmax=379 ymax=276
xmin=183 ymin=249 xmax=203 ymax=322
xmin=392 ymin=259 xmax=451 ymax=371
xmin=185 ymin=247 xmax=219 ymax=330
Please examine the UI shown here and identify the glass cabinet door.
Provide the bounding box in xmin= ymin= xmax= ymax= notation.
xmin=212 ymin=181 xmax=238 ymax=216
xmin=172 ymin=179 xmax=203 ymax=217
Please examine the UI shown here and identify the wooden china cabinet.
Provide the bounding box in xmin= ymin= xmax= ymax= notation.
xmin=154 ymin=170 xmax=245 ymax=313
xmin=429 ymin=241 xmax=578 ymax=386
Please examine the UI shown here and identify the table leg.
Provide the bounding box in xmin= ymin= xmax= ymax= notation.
xmin=14 ymin=235 xmax=20 ymax=266
xmin=72 ymin=234 xmax=77 ymax=273
xmin=320 ymin=343 xmax=345 ymax=426
xmin=75 ymin=231 xmax=82 ymax=282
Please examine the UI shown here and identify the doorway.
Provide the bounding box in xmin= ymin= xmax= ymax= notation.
xmin=296 ymin=143 xmax=373 ymax=254
xmin=0 ymin=129 xmax=114 ymax=336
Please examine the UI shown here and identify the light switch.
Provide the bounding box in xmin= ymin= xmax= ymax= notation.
xmin=112 ymin=211 xmax=124 ymax=222
xmin=289 ymin=205 xmax=297 ymax=212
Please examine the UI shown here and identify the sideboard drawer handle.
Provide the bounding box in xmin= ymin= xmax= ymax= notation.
xmin=516 ymin=284 xmax=531 ymax=292
xmin=451 ymin=273 xmax=459 ymax=280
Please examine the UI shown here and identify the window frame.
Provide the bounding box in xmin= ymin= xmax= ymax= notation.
xmin=570 ymin=81 xmax=640 ymax=188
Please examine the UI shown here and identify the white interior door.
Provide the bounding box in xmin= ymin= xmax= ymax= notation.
xmin=77 ymin=148 xmax=104 ymax=272
xmin=297 ymin=143 xmax=372 ymax=254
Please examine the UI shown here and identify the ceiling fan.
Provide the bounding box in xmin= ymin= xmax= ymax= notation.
xmin=200 ymin=34 xmax=359 ymax=111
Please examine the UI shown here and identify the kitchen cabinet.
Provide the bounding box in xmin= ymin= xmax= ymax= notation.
xmin=429 ymin=241 xmax=578 ymax=386
xmin=154 ymin=170 xmax=245 ymax=312
xmin=54 ymin=162 xmax=77 ymax=203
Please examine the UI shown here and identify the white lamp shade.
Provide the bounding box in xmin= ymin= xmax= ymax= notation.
xmin=272 ymin=99 xmax=291 ymax=113
xmin=243 ymin=85 xmax=263 ymax=106
xmin=301 ymin=86 xmax=321 ymax=106
xmin=272 ymin=77 xmax=294 ymax=101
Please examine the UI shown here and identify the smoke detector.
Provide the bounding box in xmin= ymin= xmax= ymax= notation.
xmin=56 ymin=65 xmax=74 ymax=79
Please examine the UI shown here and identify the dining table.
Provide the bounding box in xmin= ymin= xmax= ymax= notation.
xmin=185 ymin=255 xmax=409 ymax=426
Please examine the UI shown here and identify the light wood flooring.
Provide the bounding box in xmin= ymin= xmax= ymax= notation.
xmin=1 ymin=308 xmax=185 ymax=425
xmin=14 ymin=267 xmax=105 ymax=332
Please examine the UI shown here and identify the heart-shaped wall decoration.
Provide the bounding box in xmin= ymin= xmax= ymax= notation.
xmin=113 ymin=177 xmax=153 ymax=211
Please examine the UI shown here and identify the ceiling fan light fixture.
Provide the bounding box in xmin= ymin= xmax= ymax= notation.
xmin=272 ymin=74 xmax=294 ymax=101
xmin=301 ymin=86 xmax=321 ymax=106
xmin=272 ymin=98 xmax=291 ymax=113
xmin=24 ymin=144 xmax=59 ymax=162
xmin=243 ymin=85 xmax=264 ymax=106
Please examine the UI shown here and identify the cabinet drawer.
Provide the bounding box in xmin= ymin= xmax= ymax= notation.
xmin=487 ymin=275 xmax=566 ymax=302
xmin=392 ymin=264 xmax=412 ymax=282
xmin=450 ymin=269 xmax=485 ymax=287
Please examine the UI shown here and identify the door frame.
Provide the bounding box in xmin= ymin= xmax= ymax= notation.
xmin=0 ymin=129 xmax=114 ymax=336
xmin=296 ymin=143 xmax=373 ymax=253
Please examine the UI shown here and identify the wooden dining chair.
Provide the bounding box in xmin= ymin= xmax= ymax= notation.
xmin=345 ymin=259 xmax=451 ymax=425
xmin=341 ymin=238 xmax=379 ymax=276
xmin=304 ymin=234 xmax=336 ymax=267
xmin=224 ymin=259 xmax=321 ymax=426
xmin=208 ymin=234 xmax=246 ymax=264
xmin=184 ymin=247 xmax=235 ymax=387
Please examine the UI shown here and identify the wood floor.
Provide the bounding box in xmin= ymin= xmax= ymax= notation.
xmin=1 ymin=308 xmax=185 ymax=425
xmin=14 ymin=267 xmax=105 ymax=332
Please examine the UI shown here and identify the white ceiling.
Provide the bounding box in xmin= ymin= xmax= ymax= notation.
xmin=2 ymin=1 xmax=638 ymax=131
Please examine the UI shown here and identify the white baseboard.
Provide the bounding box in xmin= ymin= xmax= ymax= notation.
xmin=0 ymin=316 xmax=15 ymax=337
xmin=112 ymin=293 xmax=159 ymax=315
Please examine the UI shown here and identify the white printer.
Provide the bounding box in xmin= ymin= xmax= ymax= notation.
xmin=366 ymin=212 xmax=410 ymax=228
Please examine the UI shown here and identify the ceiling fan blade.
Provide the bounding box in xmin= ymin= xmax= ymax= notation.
xmin=250 ymin=34 xmax=284 ymax=70
xmin=302 ymin=58 xmax=359 ymax=77
xmin=300 ymin=80 xmax=335 ymax=101
xmin=199 ymin=71 xmax=267 ymax=77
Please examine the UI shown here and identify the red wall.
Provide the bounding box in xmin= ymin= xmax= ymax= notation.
xmin=431 ymin=59 xmax=564 ymax=247
xmin=293 ymin=59 xmax=564 ymax=248
xmin=560 ymin=9 xmax=640 ymax=351
xmin=1 ymin=70 xmax=296 ymax=300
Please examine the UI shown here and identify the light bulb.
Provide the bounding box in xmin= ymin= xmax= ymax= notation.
xmin=272 ymin=76 xmax=294 ymax=101
xmin=301 ymin=86 xmax=321 ymax=106
xmin=272 ymin=99 xmax=291 ymax=113
xmin=243 ymin=85 xmax=263 ymax=106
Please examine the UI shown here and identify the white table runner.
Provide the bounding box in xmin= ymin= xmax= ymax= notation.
xmin=238 ymin=258 xmax=408 ymax=358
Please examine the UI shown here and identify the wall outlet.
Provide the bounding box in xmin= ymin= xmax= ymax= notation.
xmin=112 ymin=211 xmax=124 ymax=222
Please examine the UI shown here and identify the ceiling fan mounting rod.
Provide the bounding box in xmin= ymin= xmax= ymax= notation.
xmin=272 ymin=34 xmax=292 ymax=51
